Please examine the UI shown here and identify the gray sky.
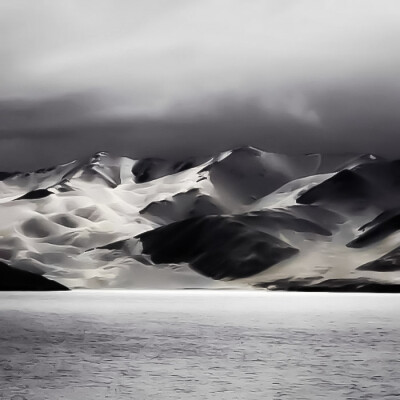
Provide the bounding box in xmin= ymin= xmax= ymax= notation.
xmin=1 ymin=0 xmax=400 ymax=170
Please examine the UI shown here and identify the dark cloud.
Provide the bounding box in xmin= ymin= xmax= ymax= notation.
xmin=1 ymin=85 xmax=400 ymax=171
xmin=0 ymin=0 xmax=400 ymax=170
xmin=0 ymin=93 xmax=323 ymax=170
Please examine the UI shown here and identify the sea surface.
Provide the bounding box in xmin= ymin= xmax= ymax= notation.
xmin=0 ymin=291 xmax=399 ymax=400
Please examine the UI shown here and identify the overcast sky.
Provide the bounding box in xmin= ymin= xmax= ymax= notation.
xmin=1 ymin=0 xmax=400 ymax=170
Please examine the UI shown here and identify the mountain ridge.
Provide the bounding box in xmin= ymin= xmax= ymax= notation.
xmin=0 ymin=146 xmax=399 ymax=291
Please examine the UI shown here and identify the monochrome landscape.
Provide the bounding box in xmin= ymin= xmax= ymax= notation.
xmin=1 ymin=1 xmax=400 ymax=399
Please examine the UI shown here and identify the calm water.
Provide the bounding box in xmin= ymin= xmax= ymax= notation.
xmin=0 ymin=291 xmax=399 ymax=399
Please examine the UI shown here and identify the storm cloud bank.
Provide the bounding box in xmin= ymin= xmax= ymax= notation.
xmin=1 ymin=0 xmax=400 ymax=169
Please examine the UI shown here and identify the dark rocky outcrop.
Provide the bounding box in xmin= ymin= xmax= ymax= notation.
xmin=347 ymin=213 xmax=400 ymax=248
xmin=0 ymin=261 xmax=69 ymax=291
xmin=15 ymin=189 xmax=53 ymax=201
xmin=138 ymin=215 xmax=298 ymax=280
xmin=132 ymin=157 xmax=203 ymax=183
xmin=297 ymin=169 xmax=372 ymax=210
xmin=237 ymin=209 xmax=333 ymax=237
xmin=0 ymin=171 xmax=19 ymax=181
xmin=140 ymin=189 xmax=223 ymax=224
xmin=297 ymin=160 xmax=400 ymax=212
xmin=257 ymin=278 xmax=400 ymax=293
xmin=357 ymin=247 xmax=400 ymax=272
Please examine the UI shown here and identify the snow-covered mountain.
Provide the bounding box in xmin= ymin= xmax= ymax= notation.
xmin=1 ymin=147 xmax=399 ymax=291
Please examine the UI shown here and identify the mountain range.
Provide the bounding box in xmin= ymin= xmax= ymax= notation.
xmin=1 ymin=146 xmax=399 ymax=291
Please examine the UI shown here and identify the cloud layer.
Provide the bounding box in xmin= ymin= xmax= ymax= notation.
xmin=1 ymin=0 xmax=400 ymax=169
